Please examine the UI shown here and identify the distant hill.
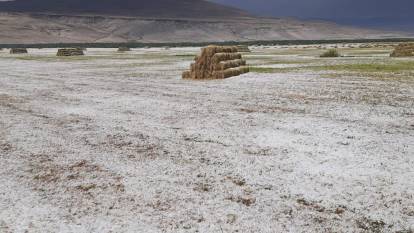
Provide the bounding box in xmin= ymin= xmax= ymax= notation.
xmin=0 ymin=0 xmax=250 ymax=18
xmin=0 ymin=0 xmax=412 ymax=44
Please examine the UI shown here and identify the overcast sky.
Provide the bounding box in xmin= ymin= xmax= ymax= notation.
xmin=210 ymin=0 xmax=414 ymax=20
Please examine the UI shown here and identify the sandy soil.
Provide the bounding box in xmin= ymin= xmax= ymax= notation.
xmin=0 ymin=46 xmax=413 ymax=232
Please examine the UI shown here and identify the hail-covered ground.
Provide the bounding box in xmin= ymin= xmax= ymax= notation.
xmin=0 ymin=45 xmax=413 ymax=233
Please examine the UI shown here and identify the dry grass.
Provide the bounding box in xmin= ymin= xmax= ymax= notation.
xmin=390 ymin=43 xmax=414 ymax=57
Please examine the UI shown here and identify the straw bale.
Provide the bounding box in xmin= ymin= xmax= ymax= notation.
xmin=118 ymin=47 xmax=131 ymax=52
xmin=182 ymin=45 xmax=249 ymax=80
xmin=57 ymin=48 xmax=84 ymax=56
xmin=10 ymin=48 xmax=28 ymax=54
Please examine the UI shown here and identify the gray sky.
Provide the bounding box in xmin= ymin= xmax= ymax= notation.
xmin=210 ymin=0 xmax=414 ymax=19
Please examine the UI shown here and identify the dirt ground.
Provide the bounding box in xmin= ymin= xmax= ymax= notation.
xmin=0 ymin=45 xmax=413 ymax=232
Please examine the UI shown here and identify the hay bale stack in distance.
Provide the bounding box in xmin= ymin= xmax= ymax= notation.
xmin=56 ymin=48 xmax=84 ymax=56
xmin=236 ymin=45 xmax=251 ymax=53
xmin=10 ymin=48 xmax=28 ymax=54
xmin=182 ymin=45 xmax=249 ymax=80
xmin=118 ymin=47 xmax=131 ymax=52
xmin=390 ymin=43 xmax=414 ymax=57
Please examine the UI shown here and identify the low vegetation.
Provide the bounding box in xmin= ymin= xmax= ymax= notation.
xmin=1 ymin=38 xmax=414 ymax=49
xmin=390 ymin=42 xmax=414 ymax=57
xmin=250 ymin=60 xmax=414 ymax=74
xmin=320 ymin=49 xmax=340 ymax=57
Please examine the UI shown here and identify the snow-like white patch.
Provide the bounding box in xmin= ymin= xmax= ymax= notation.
xmin=0 ymin=47 xmax=413 ymax=233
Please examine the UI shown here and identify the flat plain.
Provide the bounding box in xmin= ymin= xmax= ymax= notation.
xmin=0 ymin=44 xmax=413 ymax=232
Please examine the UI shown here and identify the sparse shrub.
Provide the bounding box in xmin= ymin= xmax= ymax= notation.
xmin=390 ymin=43 xmax=414 ymax=57
xmin=320 ymin=49 xmax=340 ymax=58
xmin=118 ymin=47 xmax=131 ymax=52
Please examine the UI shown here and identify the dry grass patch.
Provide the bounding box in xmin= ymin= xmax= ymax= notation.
xmin=390 ymin=43 xmax=414 ymax=57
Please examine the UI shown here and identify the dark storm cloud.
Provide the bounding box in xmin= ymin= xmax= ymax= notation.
xmin=210 ymin=0 xmax=414 ymax=31
xmin=211 ymin=0 xmax=414 ymax=18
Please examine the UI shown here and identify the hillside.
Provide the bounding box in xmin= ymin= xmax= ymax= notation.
xmin=0 ymin=0 xmax=249 ymax=18
xmin=0 ymin=0 xmax=411 ymax=44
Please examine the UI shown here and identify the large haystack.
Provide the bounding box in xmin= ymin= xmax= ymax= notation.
xmin=118 ymin=47 xmax=131 ymax=52
xmin=182 ymin=45 xmax=249 ymax=80
xmin=10 ymin=48 xmax=28 ymax=54
xmin=236 ymin=45 xmax=251 ymax=53
xmin=390 ymin=43 xmax=414 ymax=57
xmin=56 ymin=48 xmax=84 ymax=56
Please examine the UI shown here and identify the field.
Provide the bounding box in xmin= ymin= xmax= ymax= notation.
xmin=0 ymin=44 xmax=413 ymax=232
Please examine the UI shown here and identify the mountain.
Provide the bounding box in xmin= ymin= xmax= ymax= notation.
xmin=0 ymin=0 xmax=249 ymax=18
xmin=0 ymin=0 xmax=411 ymax=44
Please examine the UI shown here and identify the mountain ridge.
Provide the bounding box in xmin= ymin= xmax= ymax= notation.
xmin=0 ymin=0 xmax=250 ymax=18
xmin=0 ymin=0 xmax=412 ymax=44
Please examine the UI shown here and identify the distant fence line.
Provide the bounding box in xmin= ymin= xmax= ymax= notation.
xmin=1 ymin=38 xmax=414 ymax=48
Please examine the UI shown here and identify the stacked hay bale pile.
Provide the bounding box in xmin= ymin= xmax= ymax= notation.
xmin=182 ymin=45 xmax=249 ymax=80
xmin=56 ymin=48 xmax=84 ymax=56
xmin=236 ymin=45 xmax=251 ymax=53
xmin=75 ymin=47 xmax=87 ymax=51
xmin=118 ymin=47 xmax=131 ymax=52
xmin=10 ymin=48 xmax=28 ymax=54
xmin=390 ymin=43 xmax=414 ymax=57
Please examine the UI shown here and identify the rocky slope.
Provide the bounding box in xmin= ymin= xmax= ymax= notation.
xmin=0 ymin=13 xmax=408 ymax=44
xmin=0 ymin=0 xmax=410 ymax=44
xmin=0 ymin=0 xmax=249 ymax=18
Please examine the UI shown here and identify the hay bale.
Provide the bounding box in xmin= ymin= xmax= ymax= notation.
xmin=211 ymin=53 xmax=242 ymax=63
xmin=390 ymin=43 xmax=414 ymax=57
xmin=10 ymin=48 xmax=28 ymax=54
xmin=212 ymin=66 xmax=250 ymax=79
xmin=57 ymin=48 xmax=84 ymax=56
xmin=182 ymin=70 xmax=191 ymax=79
xmin=236 ymin=45 xmax=251 ymax=53
xmin=118 ymin=47 xmax=131 ymax=52
xmin=213 ymin=59 xmax=246 ymax=70
xmin=182 ymin=45 xmax=249 ymax=80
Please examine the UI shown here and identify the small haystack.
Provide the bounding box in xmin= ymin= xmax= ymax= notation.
xmin=10 ymin=48 xmax=28 ymax=54
xmin=57 ymin=48 xmax=84 ymax=56
xmin=182 ymin=45 xmax=249 ymax=80
xmin=118 ymin=47 xmax=131 ymax=52
xmin=390 ymin=43 xmax=414 ymax=57
xmin=236 ymin=45 xmax=251 ymax=53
